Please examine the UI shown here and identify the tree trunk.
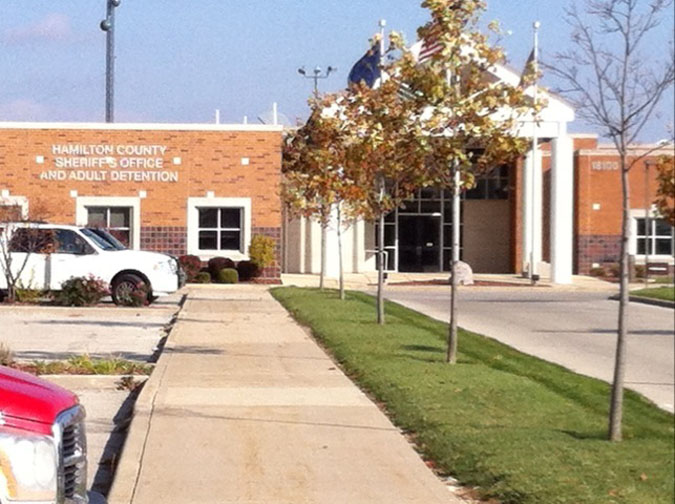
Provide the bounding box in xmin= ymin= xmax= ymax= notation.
xmin=337 ymin=204 xmax=345 ymax=300
xmin=447 ymin=164 xmax=461 ymax=363
xmin=377 ymin=209 xmax=385 ymax=324
xmin=319 ymin=207 xmax=327 ymax=291
xmin=609 ymin=154 xmax=630 ymax=442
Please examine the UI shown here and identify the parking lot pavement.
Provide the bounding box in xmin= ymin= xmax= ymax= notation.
xmin=0 ymin=293 xmax=183 ymax=498
xmin=44 ymin=375 xmax=147 ymax=498
xmin=0 ymin=292 xmax=183 ymax=362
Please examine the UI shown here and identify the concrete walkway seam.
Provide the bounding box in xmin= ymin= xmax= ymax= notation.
xmin=107 ymin=319 xmax=184 ymax=504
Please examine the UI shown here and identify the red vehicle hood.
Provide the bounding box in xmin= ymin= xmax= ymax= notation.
xmin=0 ymin=366 xmax=78 ymax=426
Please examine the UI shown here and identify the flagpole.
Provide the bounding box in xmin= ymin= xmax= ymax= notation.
xmin=376 ymin=18 xmax=387 ymax=324
xmin=529 ymin=20 xmax=540 ymax=283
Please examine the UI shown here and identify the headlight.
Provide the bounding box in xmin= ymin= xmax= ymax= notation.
xmin=0 ymin=431 xmax=58 ymax=501
xmin=153 ymin=259 xmax=177 ymax=274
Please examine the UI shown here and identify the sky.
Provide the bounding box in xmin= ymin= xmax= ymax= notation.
xmin=0 ymin=1 xmax=673 ymax=141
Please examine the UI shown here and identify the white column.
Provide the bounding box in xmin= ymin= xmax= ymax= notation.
xmin=298 ymin=217 xmax=306 ymax=273
xmin=521 ymin=149 xmax=543 ymax=276
xmin=324 ymin=207 xmax=340 ymax=278
xmin=521 ymin=152 xmax=532 ymax=274
xmin=551 ymin=134 xmax=574 ymax=284
xmin=532 ymin=148 xmax=543 ymax=274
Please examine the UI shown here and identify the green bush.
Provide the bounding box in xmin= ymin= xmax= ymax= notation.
xmin=634 ymin=264 xmax=646 ymax=279
xmin=208 ymin=257 xmax=235 ymax=278
xmin=55 ymin=276 xmax=109 ymax=306
xmin=236 ymin=260 xmax=259 ymax=281
xmin=608 ymin=263 xmax=621 ymax=278
xmin=15 ymin=288 xmax=46 ymax=303
xmin=248 ymin=234 xmax=276 ymax=269
xmin=179 ymin=254 xmax=202 ymax=282
xmin=216 ymin=268 xmax=238 ymax=284
xmin=194 ymin=272 xmax=211 ymax=283
xmin=0 ymin=343 xmax=13 ymax=366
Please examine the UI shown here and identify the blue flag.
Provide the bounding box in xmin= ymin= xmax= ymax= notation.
xmin=348 ymin=43 xmax=381 ymax=88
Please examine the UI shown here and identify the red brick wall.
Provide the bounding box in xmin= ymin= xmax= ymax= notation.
xmin=0 ymin=125 xmax=283 ymax=278
xmin=574 ymin=145 xmax=672 ymax=274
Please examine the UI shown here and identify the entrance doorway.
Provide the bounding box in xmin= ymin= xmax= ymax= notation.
xmin=398 ymin=215 xmax=441 ymax=272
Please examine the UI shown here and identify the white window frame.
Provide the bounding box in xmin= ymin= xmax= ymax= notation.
xmin=0 ymin=193 xmax=29 ymax=220
xmin=629 ymin=208 xmax=675 ymax=263
xmin=187 ymin=197 xmax=251 ymax=261
xmin=75 ymin=196 xmax=141 ymax=250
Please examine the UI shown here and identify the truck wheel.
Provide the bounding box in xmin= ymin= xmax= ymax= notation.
xmin=112 ymin=274 xmax=148 ymax=306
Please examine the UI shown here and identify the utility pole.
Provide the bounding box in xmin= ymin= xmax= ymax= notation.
xmin=100 ymin=0 xmax=121 ymax=122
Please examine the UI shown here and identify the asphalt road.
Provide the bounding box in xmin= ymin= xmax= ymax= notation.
xmin=383 ymin=286 xmax=675 ymax=412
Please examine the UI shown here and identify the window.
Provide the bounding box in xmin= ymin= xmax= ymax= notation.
xmin=75 ymin=196 xmax=140 ymax=250
xmin=197 ymin=207 xmax=242 ymax=251
xmin=636 ymin=218 xmax=674 ymax=256
xmin=86 ymin=207 xmax=132 ymax=247
xmin=465 ymin=165 xmax=510 ymax=200
xmin=53 ymin=229 xmax=94 ymax=255
xmin=9 ymin=228 xmax=55 ymax=253
xmin=187 ymin=197 xmax=252 ymax=259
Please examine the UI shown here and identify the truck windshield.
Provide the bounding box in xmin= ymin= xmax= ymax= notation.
xmin=82 ymin=228 xmax=127 ymax=251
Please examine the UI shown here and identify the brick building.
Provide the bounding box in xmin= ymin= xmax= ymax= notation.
xmin=573 ymin=139 xmax=674 ymax=275
xmin=284 ymin=133 xmax=674 ymax=279
xmin=0 ymin=122 xmax=284 ymax=279
xmin=1 ymin=122 xmax=672 ymax=283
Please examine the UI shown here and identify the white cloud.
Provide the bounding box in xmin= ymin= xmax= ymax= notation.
xmin=2 ymin=13 xmax=73 ymax=45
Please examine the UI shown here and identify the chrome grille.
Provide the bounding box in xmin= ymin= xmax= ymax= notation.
xmin=54 ymin=405 xmax=88 ymax=504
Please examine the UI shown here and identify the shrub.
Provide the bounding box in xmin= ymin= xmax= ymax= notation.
xmin=634 ymin=265 xmax=646 ymax=279
xmin=237 ymin=260 xmax=260 ymax=281
xmin=127 ymin=282 xmax=151 ymax=307
xmin=194 ymin=272 xmax=211 ymax=283
xmin=608 ymin=264 xmax=621 ymax=278
xmin=208 ymin=257 xmax=235 ymax=278
xmin=55 ymin=275 xmax=109 ymax=307
xmin=216 ymin=268 xmax=238 ymax=284
xmin=0 ymin=343 xmax=13 ymax=366
xmin=179 ymin=255 xmax=202 ymax=282
xmin=589 ymin=267 xmax=606 ymax=277
xmin=249 ymin=235 xmax=276 ymax=269
xmin=15 ymin=288 xmax=45 ymax=303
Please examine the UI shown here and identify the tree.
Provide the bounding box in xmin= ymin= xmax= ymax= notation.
xmin=282 ymin=100 xmax=356 ymax=298
xmin=547 ymin=0 xmax=674 ymax=441
xmin=396 ymin=0 xmax=533 ymax=361
xmin=0 ymin=199 xmax=53 ymax=303
xmin=654 ymin=154 xmax=675 ymax=226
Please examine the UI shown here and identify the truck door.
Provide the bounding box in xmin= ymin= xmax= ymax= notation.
xmin=48 ymin=229 xmax=100 ymax=290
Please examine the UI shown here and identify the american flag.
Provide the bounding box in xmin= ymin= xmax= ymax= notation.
xmin=416 ymin=24 xmax=443 ymax=63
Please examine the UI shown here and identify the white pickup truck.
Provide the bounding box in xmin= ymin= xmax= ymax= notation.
xmin=0 ymin=222 xmax=185 ymax=305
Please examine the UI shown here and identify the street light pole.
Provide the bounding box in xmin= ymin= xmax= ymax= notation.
xmin=297 ymin=66 xmax=337 ymax=98
xmin=100 ymin=0 xmax=121 ymax=123
xmin=297 ymin=65 xmax=336 ymax=291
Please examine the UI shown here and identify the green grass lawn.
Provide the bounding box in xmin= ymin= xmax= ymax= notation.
xmin=631 ymin=286 xmax=675 ymax=302
xmin=271 ymin=287 xmax=674 ymax=504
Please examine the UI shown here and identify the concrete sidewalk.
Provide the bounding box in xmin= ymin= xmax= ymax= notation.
xmin=282 ymin=272 xmax=620 ymax=291
xmin=109 ymin=285 xmax=463 ymax=504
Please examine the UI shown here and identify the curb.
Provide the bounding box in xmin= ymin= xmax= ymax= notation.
xmin=106 ymin=310 xmax=185 ymax=504
xmin=609 ymin=294 xmax=675 ymax=309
